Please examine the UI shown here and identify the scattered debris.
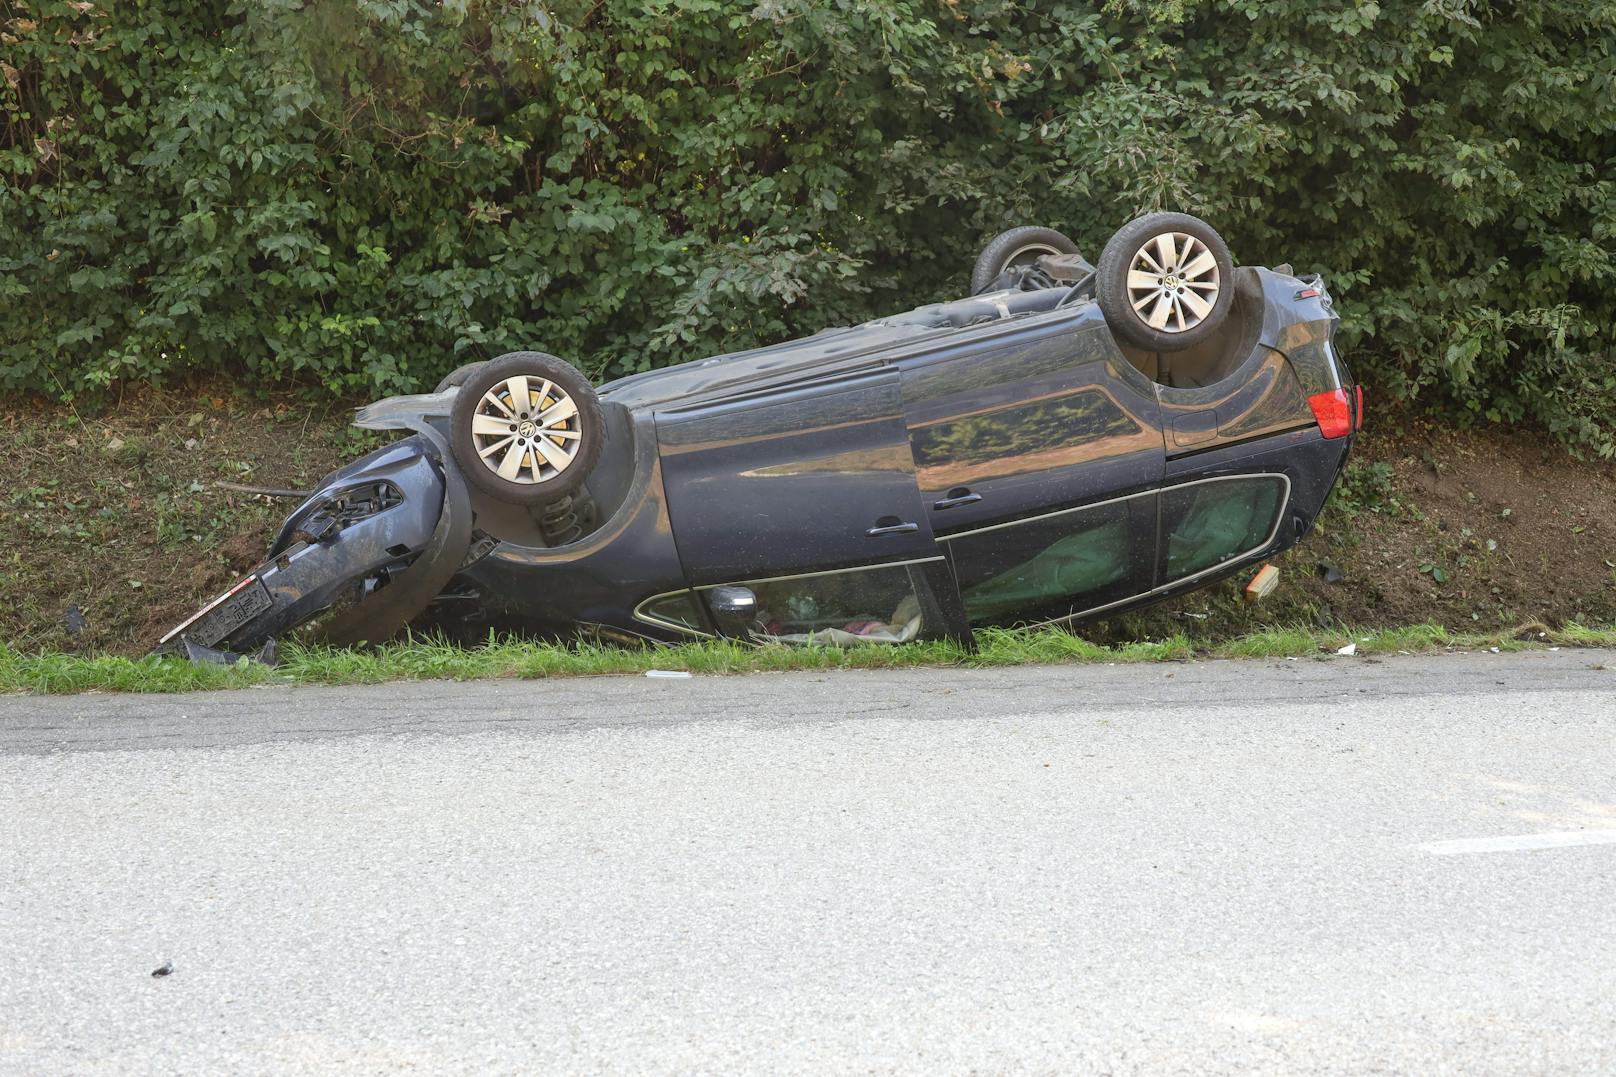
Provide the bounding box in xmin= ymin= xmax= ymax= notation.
xmin=64 ymin=606 xmax=86 ymax=636
xmin=1244 ymin=563 xmax=1280 ymax=603
xmin=179 ymin=638 xmax=279 ymax=667
xmin=1316 ymin=559 xmax=1346 ymax=584
xmin=1336 ymin=642 xmax=1358 ymax=656
xmin=213 ymin=481 xmax=312 ymax=499
xmin=645 ymin=670 xmax=692 ymax=679
xmin=151 ymin=962 xmax=173 ymax=978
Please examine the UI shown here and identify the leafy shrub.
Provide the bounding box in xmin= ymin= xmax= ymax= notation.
xmin=3 ymin=0 xmax=1613 ymax=454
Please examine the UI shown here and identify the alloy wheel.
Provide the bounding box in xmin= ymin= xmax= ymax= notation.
xmin=468 ymin=376 xmax=583 ymax=484
xmin=1126 ymin=232 xmax=1221 ymax=333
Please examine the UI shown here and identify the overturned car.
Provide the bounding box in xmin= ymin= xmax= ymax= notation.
xmin=161 ymin=212 xmax=1360 ymax=655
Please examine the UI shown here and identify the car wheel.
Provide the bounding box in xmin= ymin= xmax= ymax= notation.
xmin=449 ymin=352 xmax=605 ymax=505
xmin=434 ymin=361 xmax=487 ymax=394
xmin=971 ymin=226 xmax=1081 ymax=294
xmin=1095 ymin=212 xmax=1234 ymax=352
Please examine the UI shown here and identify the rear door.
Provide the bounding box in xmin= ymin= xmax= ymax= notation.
xmin=896 ymin=307 xmax=1165 ymax=532
xmin=656 ymin=369 xmax=969 ymax=641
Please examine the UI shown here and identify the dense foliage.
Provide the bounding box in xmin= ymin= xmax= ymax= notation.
xmin=3 ymin=0 xmax=1614 ymax=453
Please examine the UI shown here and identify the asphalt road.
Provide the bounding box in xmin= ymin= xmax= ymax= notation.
xmin=3 ymin=649 xmax=1615 ymax=1075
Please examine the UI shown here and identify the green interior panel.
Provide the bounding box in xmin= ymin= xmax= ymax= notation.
xmin=961 ymin=518 xmax=1130 ymax=622
xmin=1163 ymin=479 xmax=1283 ymax=581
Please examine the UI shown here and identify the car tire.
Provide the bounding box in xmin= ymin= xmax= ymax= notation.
xmin=434 ymin=361 xmax=487 ymax=394
xmin=1096 ymin=212 xmax=1234 ymax=352
xmin=971 ymin=226 xmax=1081 ymax=294
xmin=449 ymin=352 xmax=605 ymax=506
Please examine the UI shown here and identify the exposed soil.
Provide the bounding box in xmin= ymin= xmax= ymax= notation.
xmin=1 ymin=389 xmax=1612 ymax=656
xmin=0 ymin=388 xmax=377 ymax=655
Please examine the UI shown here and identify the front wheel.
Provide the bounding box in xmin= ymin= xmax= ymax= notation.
xmin=449 ymin=351 xmax=604 ymax=505
xmin=1095 ymin=212 xmax=1234 ymax=352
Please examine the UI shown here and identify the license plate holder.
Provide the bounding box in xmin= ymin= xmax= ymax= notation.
xmin=159 ymin=576 xmax=274 ymax=648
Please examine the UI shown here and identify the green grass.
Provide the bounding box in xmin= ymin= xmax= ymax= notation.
xmin=2 ymin=622 xmax=1614 ymax=696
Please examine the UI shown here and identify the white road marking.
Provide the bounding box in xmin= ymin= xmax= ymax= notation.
xmin=1417 ymin=830 xmax=1616 ymax=855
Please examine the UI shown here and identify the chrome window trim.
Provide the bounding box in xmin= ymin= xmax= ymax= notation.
xmin=691 ymin=555 xmax=947 ymax=592
xmin=942 ymin=473 xmax=1292 ymax=630
xmin=631 ymin=590 xmax=715 ymax=639
xmin=938 ymin=487 xmax=1145 ymax=543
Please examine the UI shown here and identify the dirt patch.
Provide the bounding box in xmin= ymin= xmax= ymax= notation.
xmin=0 ymin=389 xmax=1612 ymax=656
xmin=0 ymin=388 xmax=376 ymax=655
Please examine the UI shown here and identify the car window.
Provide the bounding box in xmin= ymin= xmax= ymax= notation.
xmin=700 ymin=561 xmax=943 ymax=646
xmin=945 ymin=498 xmax=1143 ymax=626
xmin=910 ymin=390 xmax=1143 ymax=489
xmin=1160 ymin=476 xmax=1286 ymax=582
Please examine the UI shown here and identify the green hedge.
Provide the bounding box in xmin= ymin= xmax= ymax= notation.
xmin=4 ymin=0 xmax=1614 ymax=454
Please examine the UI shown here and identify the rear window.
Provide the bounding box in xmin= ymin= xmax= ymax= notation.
xmin=1160 ymin=476 xmax=1286 ymax=582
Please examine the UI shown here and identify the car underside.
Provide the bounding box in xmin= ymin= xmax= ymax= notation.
xmin=160 ymin=213 xmax=1360 ymax=659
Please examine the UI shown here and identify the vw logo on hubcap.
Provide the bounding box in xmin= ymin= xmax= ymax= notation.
xmin=517 ymin=419 xmax=538 ymax=438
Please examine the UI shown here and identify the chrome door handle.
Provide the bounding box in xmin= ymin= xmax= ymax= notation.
xmin=933 ymin=492 xmax=982 ymax=510
xmin=866 ymin=521 xmax=920 ymax=537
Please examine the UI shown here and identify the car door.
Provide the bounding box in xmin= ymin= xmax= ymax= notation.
xmin=895 ymin=307 xmax=1166 ymax=626
xmin=896 ymin=305 xmax=1165 ymax=531
xmin=655 ymin=368 xmax=970 ymax=643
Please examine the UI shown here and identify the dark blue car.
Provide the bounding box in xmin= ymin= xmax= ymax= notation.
xmin=161 ymin=213 xmax=1360 ymax=655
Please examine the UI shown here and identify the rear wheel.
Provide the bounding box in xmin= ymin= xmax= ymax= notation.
xmin=1095 ymin=212 xmax=1234 ymax=352
xmin=449 ymin=352 xmax=604 ymax=505
xmin=434 ymin=361 xmax=487 ymax=394
xmin=971 ymin=226 xmax=1080 ymax=294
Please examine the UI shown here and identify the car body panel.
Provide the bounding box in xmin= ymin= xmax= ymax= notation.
xmin=656 ymin=368 xmax=940 ymax=585
xmin=1157 ymin=345 xmax=1313 ymax=455
xmin=895 ymin=302 xmax=1165 ymax=534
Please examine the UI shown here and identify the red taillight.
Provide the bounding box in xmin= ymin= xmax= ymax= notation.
xmin=1355 ymin=385 xmax=1365 ymax=430
xmin=1296 ymin=287 xmax=1322 ymax=299
xmin=1308 ymin=388 xmax=1353 ymax=439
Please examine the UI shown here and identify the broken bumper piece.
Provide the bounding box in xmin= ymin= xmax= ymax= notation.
xmin=160 ymin=434 xmax=471 ymax=657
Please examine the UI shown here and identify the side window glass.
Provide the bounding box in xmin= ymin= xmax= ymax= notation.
xmin=911 ymin=391 xmax=1144 ymax=484
xmin=947 ymin=500 xmax=1140 ymax=626
xmin=701 ymin=563 xmax=941 ymax=646
xmin=1161 ymin=476 xmax=1286 ymax=582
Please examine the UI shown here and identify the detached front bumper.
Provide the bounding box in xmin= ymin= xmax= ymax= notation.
xmin=159 ymin=434 xmax=472 ymax=654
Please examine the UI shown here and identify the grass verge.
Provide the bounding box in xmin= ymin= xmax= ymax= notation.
xmin=2 ymin=622 xmax=1613 ymax=695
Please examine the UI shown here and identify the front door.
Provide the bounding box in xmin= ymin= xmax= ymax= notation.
xmin=656 ymin=369 xmax=969 ymax=642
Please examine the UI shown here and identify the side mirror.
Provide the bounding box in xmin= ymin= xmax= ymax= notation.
xmin=708 ymin=585 xmax=757 ymax=628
